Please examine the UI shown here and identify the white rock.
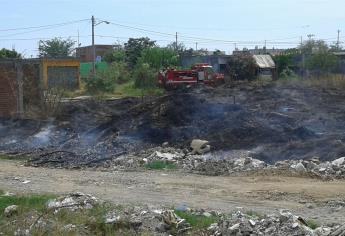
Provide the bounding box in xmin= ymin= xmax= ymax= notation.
xmin=105 ymin=214 xmax=121 ymax=224
xmin=190 ymin=139 xmax=211 ymax=155
xmin=155 ymin=151 xmax=177 ymax=161
xmin=229 ymin=223 xmax=240 ymax=231
xmin=249 ymin=219 xmax=256 ymax=226
xmin=203 ymin=212 xmax=212 ymax=217
xmin=292 ymin=163 xmax=307 ymax=172
xmin=292 ymin=222 xmax=299 ymax=228
xmin=4 ymin=205 xmax=18 ymax=217
xmin=207 ymin=223 xmax=218 ymax=231
xmin=332 ymin=157 xmax=345 ymax=167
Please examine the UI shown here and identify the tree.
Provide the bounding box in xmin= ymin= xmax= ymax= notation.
xmin=300 ymin=39 xmax=328 ymax=55
xmin=273 ymin=54 xmax=295 ymax=75
xmin=103 ymin=49 xmax=126 ymax=63
xmin=167 ymin=41 xmax=186 ymax=54
xmin=137 ymin=47 xmax=179 ymax=70
xmin=124 ymin=37 xmax=156 ymax=68
xmin=213 ymin=49 xmax=225 ymax=56
xmin=226 ymin=54 xmax=256 ymax=80
xmin=299 ymin=40 xmax=339 ymax=75
xmin=0 ymin=48 xmax=21 ymax=59
xmin=38 ymin=37 xmax=75 ymax=58
xmin=133 ymin=63 xmax=156 ymax=89
xmin=305 ymin=51 xmax=339 ymax=75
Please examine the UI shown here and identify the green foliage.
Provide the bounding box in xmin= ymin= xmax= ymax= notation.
xmin=279 ymin=68 xmax=297 ymax=79
xmin=38 ymin=37 xmax=75 ymax=58
xmin=84 ymin=62 xmax=130 ymax=93
xmin=273 ymin=54 xmax=295 ymax=75
xmin=133 ymin=63 xmax=157 ymax=89
xmin=307 ymin=219 xmax=320 ymax=230
xmin=300 ymin=39 xmax=328 ymax=55
xmin=115 ymin=81 xmax=164 ymax=97
xmin=124 ymin=37 xmax=156 ymax=68
xmin=213 ymin=49 xmax=225 ymax=55
xmin=145 ymin=160 xmax=177 ymax=170
xmin=0 ymin=48 xmax=21 ymax=59
xmin=305 ymin=51 xmax=339 ymax=74
xmin=138 ymin=47 xmax=179 ymax=70
xmin=103 ymin=49 xmax=126 ymax=63
xmin=0 ymin=194 xmax=53 ymax=219
xmin=227 ymin=54 xmax=256 ymax=80
xmin=174 ymin=210 xmax=219 ymax=229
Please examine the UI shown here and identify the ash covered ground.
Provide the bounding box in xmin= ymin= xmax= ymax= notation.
xmin=1 ymin=82 xmax=345 ymax=168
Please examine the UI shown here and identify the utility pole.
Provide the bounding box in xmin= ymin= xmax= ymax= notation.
xmin=264 ymin=40 xmax=267 ymax=54
xmin=337 ymin=30 xmax=341 ymax=50
xmin=175 ymin=32 xmax=178 ymax=52
xmin=77 ymin=30 xmax=80 ymax=47
xmin=92 ymin=15 xmax=96 ymax=77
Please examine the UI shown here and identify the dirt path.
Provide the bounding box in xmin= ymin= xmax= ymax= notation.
xmin=1 ymin=159 xmax=345 ymax=225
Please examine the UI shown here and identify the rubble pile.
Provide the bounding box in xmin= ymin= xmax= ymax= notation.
xmin=2 ymin=192 xmax=345 ymax=235
xmin=108 ymin=141 xmax=345 ymax=179
xmin=277 ymin=157 xmax=345 ymax=179
xmin=208 ymin=210 xmax=344 ymax=236
xmin=47 ymin=192 xmax=100 ymax=212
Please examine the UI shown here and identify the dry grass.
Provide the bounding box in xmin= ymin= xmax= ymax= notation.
xmin=278 ymin=74 xmax=345 ymax=89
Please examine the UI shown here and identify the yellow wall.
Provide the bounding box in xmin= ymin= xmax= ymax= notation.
xmin=42 ymin=59 xmax=80 ymax=89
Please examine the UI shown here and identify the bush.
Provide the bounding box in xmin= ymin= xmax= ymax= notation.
xmin=84 ymin=62 xmax=130 ymax=93
xmin=226 ymin=54 xmax=256 ymax=80
xmin=133 ymin=63 xmax=157 ymax=89
xmin=138 ymin=47 xmax=179 ymax=70
xmin=279 ymin=68 xmax=297 ymax=79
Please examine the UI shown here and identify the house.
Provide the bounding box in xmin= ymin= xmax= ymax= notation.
xmin=76 ymin=45 xmax=114 ymax=62
xmin=253 ymin=54 xmax=277 ymax=79
xmin=181 ymin=55 xmax=231 ymax=74
xmin=0 ymin=58 xmax=80 ymax=118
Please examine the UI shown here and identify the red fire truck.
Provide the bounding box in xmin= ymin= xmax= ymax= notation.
xmin=158 ymin=63 xmax=224 ymax=89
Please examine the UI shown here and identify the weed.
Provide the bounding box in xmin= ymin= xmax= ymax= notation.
xmin=307 ymin=219 xmax=320 ymax=230
xmin=277 ymin=74 xmax=345 ymax=90
xmin=0 ymin=154 xmax=32 ymax=161
xmin=0 ymin=193 xmax=53 ymax=220
xmin=245 ymin=210 xmax=263 ymax=219
xmin=174 ymin=210 xmax=219 ymax=229
xmin=145 ymin=160 xmax=177 ymax=170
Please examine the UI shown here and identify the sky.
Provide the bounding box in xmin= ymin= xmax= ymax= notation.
xmin=0 ymin=0 xmax=344 ymax=57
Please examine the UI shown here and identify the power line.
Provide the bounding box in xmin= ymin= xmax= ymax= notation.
xmin=0 ymin=19 xmax=90 ymax=32
xmin=0 ymin=20 xmax=90 ymax=38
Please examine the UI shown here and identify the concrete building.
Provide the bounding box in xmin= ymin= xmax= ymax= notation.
xmin=76 ymin=45 xmax=113 ymax=62
xmin=0 ymin=58 xmax=80 ymax=118
xmin=181 ymin=55 xmax=231 ymax=74
xmin=233 ymin=47 xmax=286 ymax=56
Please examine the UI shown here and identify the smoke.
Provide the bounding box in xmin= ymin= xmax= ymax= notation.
xmin=31 ymin=125 xmax=54 ymax=147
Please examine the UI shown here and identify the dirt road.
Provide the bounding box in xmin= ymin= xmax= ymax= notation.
xmin=1 ymin=159 xmax=345 ymax=225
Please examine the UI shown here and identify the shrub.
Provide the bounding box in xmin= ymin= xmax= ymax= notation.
xmin=133 ymin=63 xmax=157 ymax=89
xmin=84 ymin=62 xmax=130 ymax=93
xmin=226 ymin=54 xmax=256 ymax=80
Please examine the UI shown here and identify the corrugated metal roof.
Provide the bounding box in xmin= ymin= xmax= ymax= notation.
xmin=253 ymin=55 xmax=275 ymax=69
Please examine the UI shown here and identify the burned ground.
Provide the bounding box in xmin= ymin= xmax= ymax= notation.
xmin=1 ymin=82 xmax=345 ymax=167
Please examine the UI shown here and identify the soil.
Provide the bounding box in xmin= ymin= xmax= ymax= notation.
xmin=1 ymin=82 xmax=345 ymax=166
xmin=1 ymin=159 xmax=345 ymax=226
